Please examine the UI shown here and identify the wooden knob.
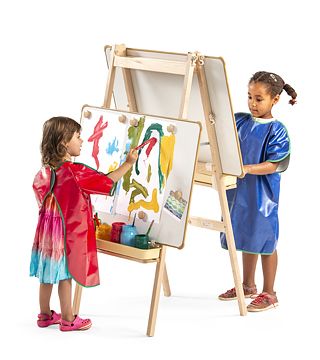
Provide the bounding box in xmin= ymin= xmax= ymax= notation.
xmin=138 ymin=211 xmax=147 ymax=221
xmin=118 ymin=114 xmax=127 ymax=123
xmin=83 ymin=110 xmax=92 ymax=119
xmin=130 ymin=118 xmax=139 ymax=127
xmin=167 ymin=124 xmax=176 ymax=134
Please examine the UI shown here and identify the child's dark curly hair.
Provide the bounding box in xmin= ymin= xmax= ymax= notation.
xmin=249 ymin=71 xmax=297 ymax=105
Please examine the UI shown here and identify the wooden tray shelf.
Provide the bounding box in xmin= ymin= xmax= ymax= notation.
xmin=96 ymin=238 xmax=161 ymax=261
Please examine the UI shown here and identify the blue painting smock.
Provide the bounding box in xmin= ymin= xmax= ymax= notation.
xmin=220 ymin=113 xmax=290 ymax=254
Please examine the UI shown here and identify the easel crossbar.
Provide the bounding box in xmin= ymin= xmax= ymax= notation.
xmin=188 ymin=216 xmax=225 ymax=232
xmin=114 ymin=55 xmax=187 ymax=75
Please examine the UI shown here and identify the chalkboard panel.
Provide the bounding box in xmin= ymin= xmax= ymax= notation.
xmin=77 ymin=106 xmax=201 ymax=249
xmin=105 ymin=46 xmax=243 ymax=177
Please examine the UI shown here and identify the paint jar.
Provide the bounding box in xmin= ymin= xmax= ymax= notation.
xmin=120 ymin=225 xmax=138 ymax=247
xmin=110 ymin=222 xmax=126 ymax=243
xmin=95 ymin=223 xmax=111 ymax=241
xmin=135 ymin=234 xmax=150 ymax=249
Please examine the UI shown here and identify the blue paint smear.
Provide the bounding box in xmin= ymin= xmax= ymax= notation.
xmin=115 ymin=181 xmax=121 ymax=195
xmin=106 ymin=137 xmax=119 ymax=155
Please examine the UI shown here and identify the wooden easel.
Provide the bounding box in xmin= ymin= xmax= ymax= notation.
xmin=72 ymin=44 xmax=247 ymax=337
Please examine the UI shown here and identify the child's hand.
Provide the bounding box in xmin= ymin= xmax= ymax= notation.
xmin=125 ymin=148 xmax=138 ymax=165
xmin=239 ymin=164 xmax=251 ymax=178
xmin=243 ymin=165 xmax=251 ymax=175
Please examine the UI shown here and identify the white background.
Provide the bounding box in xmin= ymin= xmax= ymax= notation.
xmin=1 ymin=0 xmax=319 ymax=358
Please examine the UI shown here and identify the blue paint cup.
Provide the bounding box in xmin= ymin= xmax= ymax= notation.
xmin=120 ymin=225 xmax=138 ymax=247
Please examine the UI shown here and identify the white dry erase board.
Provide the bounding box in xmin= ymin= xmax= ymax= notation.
xmin=77 ymin=105 xmax=201 ymax=249
xmin=105 ymin=46 xmax=243 ymax=177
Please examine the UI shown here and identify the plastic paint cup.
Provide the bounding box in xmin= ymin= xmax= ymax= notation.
xmin=95 ymin=223 xmax=111 ymax=241
xmin=120 ymin=225 xmax=138 ymax=247
xmin=135 ymin=234 xmax=150 ymax=249
xmin=110 ymin=222 xmax=126 ymax=243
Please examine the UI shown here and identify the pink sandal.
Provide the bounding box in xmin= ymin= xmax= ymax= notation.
xmin=37 ymin=310 xmax=61 ymax=327
xmin=60 ymin=315 xmax=92 ymax=331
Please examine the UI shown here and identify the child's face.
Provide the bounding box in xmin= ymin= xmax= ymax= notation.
xmin=248 ymin=82 xmax=279 ymax=119
xmin=65 ymin=131 xmax=83 ymax=158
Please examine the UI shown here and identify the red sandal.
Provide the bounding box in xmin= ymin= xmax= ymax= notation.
xmin=60 ymin=315 xmax=92 ymax=331
xmin=247 ymin=292 xmax=279 ymax=312
xmin=37 ymin=310 xmax=61 ymax=327
xmin=218 ymin=284 xmax=257 ymax=301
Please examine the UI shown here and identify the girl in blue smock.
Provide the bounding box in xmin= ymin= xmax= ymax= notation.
xmin=219 ymin=71 xmax=297 ymax=312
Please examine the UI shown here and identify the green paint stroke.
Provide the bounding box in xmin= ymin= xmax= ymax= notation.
xmin=123 ymin=117 xmax=146 ymax=192
xmin=128 ymin=116 xmax=145 ymax=147
xmin=135 ymin=123 xmax=164 ymax=191
xmin=147 ymin=164 xmax=152 ymax=182
xmin=129 ymin=179 xmax=148 ymax=204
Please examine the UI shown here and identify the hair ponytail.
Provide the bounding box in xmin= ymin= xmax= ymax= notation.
xmin=283 ymin=83 xmax=297 ymax=105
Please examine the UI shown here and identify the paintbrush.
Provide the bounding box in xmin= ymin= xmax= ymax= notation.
xmin=146 ymin=219 xmax=154 ymax=236
xmin=131 ymin=213 xmax=136 ymax=227
xmin=134 ymin=138 xmax=153 ymax=151
xmin=134 ymin=142 xmax=147 ymax=151
xmin=124 ymin=138 xmax=156 ymax=155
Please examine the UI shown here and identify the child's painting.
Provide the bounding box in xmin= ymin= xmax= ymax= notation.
xmin=79 ymin=108 xmax=176 ymax=222
xmin=164 ymin=191 xmax=187 ymax=220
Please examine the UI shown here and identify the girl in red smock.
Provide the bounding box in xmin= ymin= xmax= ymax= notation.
xmin=30 ymin=116 xmax=138 ymax=331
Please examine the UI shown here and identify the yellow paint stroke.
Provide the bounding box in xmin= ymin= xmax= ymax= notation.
xmin=127 ymin=188 xmax=159 ymax=213
xmin=160 ymin=135 xmax=175 ymax=188
xmin=108 ymin=161 xmax=119 ymax=172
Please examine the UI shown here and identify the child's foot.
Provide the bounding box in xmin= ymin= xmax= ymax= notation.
xmin=218 ymin=284 xmax=257 ymax=301
xmin=60 ymin=315 xmax=92 ymax=331
xmin=37 ymin=310 xmax=61 ymax=327
xmin=247 ymin=292 xmax=278 ymax=312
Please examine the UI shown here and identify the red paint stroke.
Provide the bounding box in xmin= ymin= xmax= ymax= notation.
xmin=135 ymin=137 xmax=157 ymax=157
xmin=88 ymin=115 xmax=108 ymax=170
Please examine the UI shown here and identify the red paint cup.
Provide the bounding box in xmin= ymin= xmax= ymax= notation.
xmin=110 ymin=222 xmax=126 ymax=243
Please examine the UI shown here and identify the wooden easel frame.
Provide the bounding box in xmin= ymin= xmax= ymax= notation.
xmin=73 ymin=44 xmax=247 ymax=337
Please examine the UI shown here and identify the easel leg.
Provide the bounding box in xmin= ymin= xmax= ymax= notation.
xmin=72 ymin=283 xmax=83 ymax=315
xmin=147 ymin=246 xmax=167 ymax=337
xmin=196 ymin=63 xmax=247 ymax=315
xmin=162 ymin=263 xmax=171 ymax=297
xmin=220 ymin=189 xmax=247 ymax=316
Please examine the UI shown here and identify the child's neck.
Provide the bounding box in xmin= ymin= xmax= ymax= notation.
xmin=63 ymin=153 xmax=72 ymax=162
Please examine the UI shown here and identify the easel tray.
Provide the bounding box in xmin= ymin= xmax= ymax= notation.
xmin=96 ymin=239 xmax=161 ymax=260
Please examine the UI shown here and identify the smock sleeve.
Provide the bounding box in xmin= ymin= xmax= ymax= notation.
xmin=266 ymin=123 xmax=290 ymax=172
xmin=70 ymin=162 xmax=114 ymax=195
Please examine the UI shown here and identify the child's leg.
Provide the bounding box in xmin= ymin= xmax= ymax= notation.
xmin=39 ymin=283 xmax=53 ymax=315
xmin=261 ymin=250 xmax=277 ymax=295
xmin=58 ymin=279 xmax=74 ymax=322
xmin=242 ymin=252 xmax=258 ymax=287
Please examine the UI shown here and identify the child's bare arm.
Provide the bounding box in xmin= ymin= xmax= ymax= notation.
xmin=243 ymin=161 xmax=279 ymax=176
xmin=107 ymin=149 xmax=138 ymax=182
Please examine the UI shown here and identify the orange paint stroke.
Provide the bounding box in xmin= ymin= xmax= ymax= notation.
xmin=127 ymin=188 xmax=159 ymax=213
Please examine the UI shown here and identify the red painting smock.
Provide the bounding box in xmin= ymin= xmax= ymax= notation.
xmin=31 ymin=162 xmax=114 ymax=287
